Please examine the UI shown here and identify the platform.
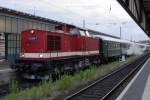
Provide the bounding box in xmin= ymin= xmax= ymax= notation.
xmin=117 ymin=57 xmax=150 ymax=100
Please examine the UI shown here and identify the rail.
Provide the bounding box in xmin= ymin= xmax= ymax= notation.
xmin=64 ymin=53 xmax=149 ymax=100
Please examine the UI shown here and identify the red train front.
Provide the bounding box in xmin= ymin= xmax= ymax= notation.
xmin=11 ymin=25 xmax=100 ymax=79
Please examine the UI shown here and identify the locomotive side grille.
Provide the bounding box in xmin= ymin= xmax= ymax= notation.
xmin=47 ymin=35 xmax=61 ymax=51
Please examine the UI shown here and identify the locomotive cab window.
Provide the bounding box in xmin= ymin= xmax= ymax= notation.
xmin=47 ymin=35 xmax=61 ymax=51
xmin=69 ymin=28 xmax=80 ymax=35
xmin=79 ymin=30 xmax=86 ymax=36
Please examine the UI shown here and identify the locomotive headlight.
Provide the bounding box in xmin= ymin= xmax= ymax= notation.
xmin=39 ymin=54 xmax=44 ymax=58
xmin=22 ymin=54 xmax=25 ymax=57
xmin=20 ymin=53 xmax=25 ymax=57
xmin=30 ymin=30 xmax=34 ymax=34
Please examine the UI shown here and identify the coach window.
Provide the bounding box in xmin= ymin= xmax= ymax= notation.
xmin=108 ymin=42 xmax=110 ymax=49
xmin=105 ymin=42 xmax=107 ymax=46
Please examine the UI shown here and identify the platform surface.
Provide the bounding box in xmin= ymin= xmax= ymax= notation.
xmin=117 ymin=57 xmax=150 ymax=100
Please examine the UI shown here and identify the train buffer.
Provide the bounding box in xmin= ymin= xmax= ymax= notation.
xmin=117 ymin=57 xmax=150 ymax=100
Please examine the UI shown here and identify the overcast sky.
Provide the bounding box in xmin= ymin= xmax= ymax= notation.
xmin=0 ymin=0 xmax=149 ymax=41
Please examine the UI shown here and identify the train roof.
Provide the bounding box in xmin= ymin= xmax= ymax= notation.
xmin=93 ymin=34 xmax=150 ymax=48
xmin=93 ymin=35 xmax=131 ymax=44
xmin=88 ymin=29 xmax=120 ymax=39
xmin=133 ymin=42 xmax=150 ymax=47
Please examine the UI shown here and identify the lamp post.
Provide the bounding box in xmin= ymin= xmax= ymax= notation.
xmin=83 ymin=19 xmax=85 ymax=28
xmin=119 ymin=22 xmax=127 ymax=39
xmin=34 ymin=7 xmax=36 ymax=15
xmin=120 ymin=26 xmax=121 ymax=39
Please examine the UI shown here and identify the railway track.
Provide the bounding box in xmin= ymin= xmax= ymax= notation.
xmin=64 ymin=53 xmax=150 ymax=100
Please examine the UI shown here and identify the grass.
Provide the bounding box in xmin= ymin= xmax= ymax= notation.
xmin=10 ymin=80 xmax=18 ymax=93
xmin=4 ymin=80 xmax=18 ymax=100
xmin=3 ymin=56 xmax=138 ymax=100
xmin=55 ymin=75 xmax=73 ymax=92
xmin=41 ymin=80 xmax=52 ymax=96
xmin=55 ymin=67 xmax=97 ymax=93
xmin=4 ymin=92 xmax=17 ymax=100
xmin=4 ymin=80 xmax=52 ymax=100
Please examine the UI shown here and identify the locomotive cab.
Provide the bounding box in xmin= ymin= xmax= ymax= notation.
xmin=11 ymin=29 xmax=51 ymax=79
xmin=21 ymin=29 xmax=47 ymax=59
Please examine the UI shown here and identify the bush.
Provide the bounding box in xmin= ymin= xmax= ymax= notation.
xmin=9 ymin=80 xmax=18 ymax=93
xmin=20 ymin=80 xmax=52 ymax=100
xmin=40 ymin=80 xmax=52 ymax=97
xmin=54 ymin=67 xmax=98 ymax=93
xmin=4 ymin=80 xmax=18 ymax=100
xmin=4 ymin=80 xmax=52 ymax=100
xmin=75 ymin=68 xmax=96 ymax=81
xmin=4 ymin=92 xmax=17 ymax=100
xmin=55 ymin=75 xmax=73 ymax=92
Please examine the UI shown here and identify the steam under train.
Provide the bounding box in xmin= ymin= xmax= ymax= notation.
xmin=11 ymin=24 xmax=149 ymax=79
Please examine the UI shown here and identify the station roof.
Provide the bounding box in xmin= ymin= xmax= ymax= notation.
xmin=133 ymin=0 xmax=150 ymax=37
xmin=117 ymin=0 xmax=150 ymax=37
xmin=0 ymin=7 xmax=64 ymax=25
xmin=143 ymin=0 xmax=150 ymax=13
xmin=143 ymin=0 xmax=150 ymax=20
xmin=0 ymin=6 xmax=120 ymax=39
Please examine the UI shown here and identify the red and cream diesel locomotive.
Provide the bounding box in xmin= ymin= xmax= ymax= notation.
xmin=11 ymin=25 xmax=100 ymax=79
